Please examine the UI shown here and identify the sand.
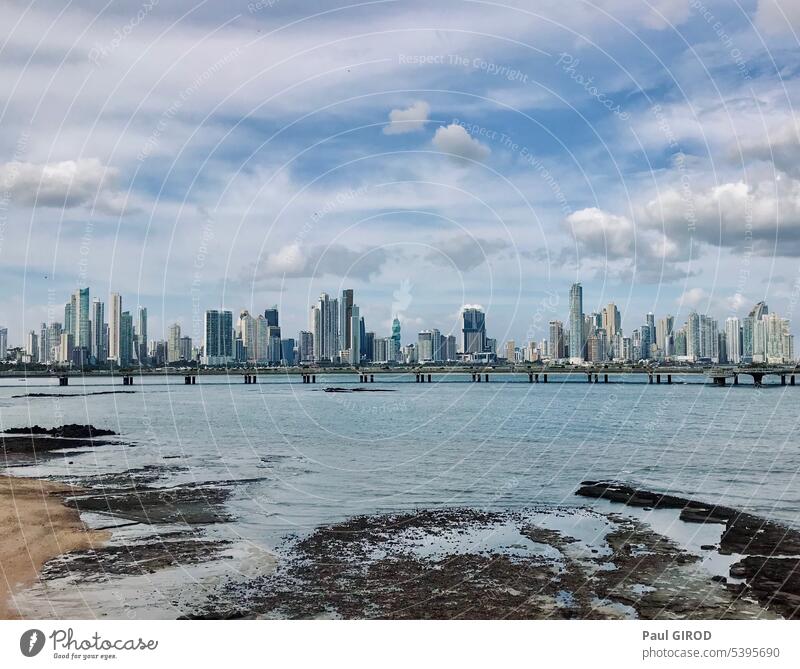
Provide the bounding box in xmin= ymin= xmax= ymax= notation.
xmin=0 ymin=475 xmax=108 ymax=619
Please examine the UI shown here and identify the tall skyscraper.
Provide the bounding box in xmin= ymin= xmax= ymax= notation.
xmin=39 ymin=322 xmax=48 ymax=363
xmin=602 ymin=303 xmax=621 ymax=338
xmin=568 ymin=283 xmax=584 ymax=363
xmin=0 ymin=327 xmax=6 ymax=360
xmin=108 ymin=292 xmax=122 ymax=363
xmin=312 ymin=293 xmax=339 ymax=361
xmin=168 ymin=323 xmax=182 ymax=362
xmin=656 ymin=316 xmax=674 ymax=356
xmin=725 ymin=317 xmax=742 ymax=364
xmin=299 ymin=330 xmax=314 ymax=362
xmin=264 ymin=306 xmax=279 ymax=327
xmin=204 ymin=310 xmax=233 ymax=365
xmin=91 ymin=298 xmax=105 ymax=363
xmin=136 ymin=306 xmax=148 ymax=364
xmin=119 ymin=311 xmax=133 ymax=366
xmin=549 ymin=320 xmax=564 ymax=359
xmin=26 ymin=330 xmax=39 ymax=360
xmin=461 ymin=306 xmax=486 ymax=354
xmin=349 ymin=304 xmax=360 ymax=364
xmin=418 ymin=330 xmax=434 ymax=361
xmin=73 ymin=287 xmax=90 ymax=351
xmin=686 ymin=312 xmax=700 ymax=360
xmin=391 ymin=316 xmax=401 ymax=353
xmin=340 ymin=289 xmax=354 ymax=355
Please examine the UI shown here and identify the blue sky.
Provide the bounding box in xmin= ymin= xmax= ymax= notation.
xmin=1 ymin=0 xmax=799 ymax=347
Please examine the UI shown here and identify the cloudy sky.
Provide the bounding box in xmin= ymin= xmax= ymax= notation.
xmin=1 ymin=0 xmax=799 ymax=347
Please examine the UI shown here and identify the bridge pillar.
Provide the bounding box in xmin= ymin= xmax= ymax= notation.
xmin=656 ymin=374 xmax=661 ymax=384
xmin=543 ymin=374 xmax=548 ymax=383
xmin=667 ymin=374 xmax=672 ymax=384
xmin=528 ymin=373 xmax=533 ymax=383
xmin=587 ymin=373 xmax=592 ymax=383
xmin=312 ymin=375 xmax=316 ymax=383
xmin=604 ymin=374 xmax=608 ymax=383
xmin=733 ymin=374 xmax=738 ymax=386
xmin=59 ymin=376 xmax=69 ymax=386
xmin=485 ymin=373 xmax=489 ymax=382
xmin=192 ymin=376 xmax=196 ymax=384
xmin=713 ymin=377 xmax=726 ymax=386
xmin=781 ymin=375 xmax=786 ymax=386
xmin=185 ymin=376 xmax=191 ymax=385
xmin=648 ymin=374 xmax=653 ymax=384
xmin=371 ymin=374 xmax=374 ymax=383
xmin=535 ymin=373 xmax=539 ymax=383
xmin=477 ymin=374 xmax=481 ymax=382
xmin=752 ymin=373 xmax=763 ymax=387
xmin=428 ymin=374 xmax=432 ymax=383
xmin=792 ymin=375 xmax=796 ymax=386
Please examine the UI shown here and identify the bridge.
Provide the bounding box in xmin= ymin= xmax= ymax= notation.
xmin=7 ymin=364 xmax=800 ymax=387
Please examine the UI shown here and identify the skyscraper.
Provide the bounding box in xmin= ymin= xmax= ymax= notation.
xmin=461 ymin=306 xmax=486 ymax=354
xmin=119 ymin=311 xmax=133 ymax=367
xmin=392 ymin=316 xmax=401 ymax=353
xmin=311 ymin=293 xmax=339 ymax=361
xmin=299 ymin=330 xmax=314 ymax=362
xmin=349 ymin=304 xmax=360 ymax=364
xmin=168 ymin=323 xmax=182 ymax=362
xmin=136 ymin=306 xmax=148 ymax=365
xmin=91 ymin=298 xmax=105 ymax=363
xmin=549 ymin=320 xmax=564 ymax=359
xmin=418 ymin=330 xmax=434 ymax=361
xmin=264 ymin=306 xmax=279 ymax=328
xmin=656 ymin=316 xmax=674 ymax=356
xmin=568 ymin=283 xmax=584 ymax=363
xmin=72 ymin=288 xmax=90 ymax=352
xmin=108 ymin=293 xmax=122 ymax=363
xmin=204 ymin=310 xmax=233 ymax=365
xmin=602 ymin=303 xmax=621 ymax=338
xmin=0 ymin=327 xmax=6 ymax=360
xmin=686 ymin=312 xmax=700 ymax=360
xmin=725 ymin=317 xmax=742 ymax=364
xmin=340 ymin=289 xmax=353 ymax=355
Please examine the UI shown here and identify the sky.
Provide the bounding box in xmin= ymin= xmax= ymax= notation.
xmin=1 ymin=0 xmax=799 ymax=348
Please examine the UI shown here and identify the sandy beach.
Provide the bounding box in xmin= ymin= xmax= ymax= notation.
xmin=0 ymin=475 xmax=108 ymax=619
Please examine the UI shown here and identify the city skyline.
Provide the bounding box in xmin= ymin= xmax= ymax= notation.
xmin=1 ymin=281 xmax=793 ymax=367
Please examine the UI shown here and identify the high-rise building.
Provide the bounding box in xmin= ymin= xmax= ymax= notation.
xmin=548 ymin=320 xmax=564 ymax=359
xmin=72 ymin=288 xmax=91 ymax=352
xmin=203 ymin=310 xmax=233 ymax=365
xmin=299 ymin=330 xmax=314 ymax=362
xmin=363 ymin=331 xmax=375 ymax=361
xmin=602 ymin=303 xmax=621 ymax=338
xmin=281 ymin=338 xmax=296 ymax=366
xmin=26 ymin=330 xmax=38 ymax=361
xmin=311 ymin=293 xmax=339 ymax=362
xmin=179 ymin=336 xmax=193 ymax=362
xmin=392 ymin=316 xmax=401 ymax=353
xmin=699 ymin=315 xmax=719 ymax=360
xmin=349 ymin=305 xmax=360 ymax=364
xmin=108 ymin=293 xmax=122 ymax=363
xmin=119 ymin=311 xmax=133 ymax=367
xmin=569 ymin=283 xmax=584 ymax=363
xmin=340 ymin=289 xmax=354 ymax=355
xmin=264 ymin=306 xmax=279 ymax=328
xmin=0 ymin=327 xmax=7 ymax=361
xmin=445 ymin=334 xmax=457 ymax=361
xmin=504 ymin=340 xmax=515 ymax=362
xmin=418 ymin=330 xmax=434 ymax=361
xmin=267 ymin=325 xmax=282 ymax=363
xmin=461 ymin=306 xmax=486 ymax=354
xmin=656 ymin=316 xmax=674 ymax=356
xmin=725 ymin=317 xmax=742 ymax=364
xmin=686 ymin=312 xmax=700 ymax=360
xmin=136 ymin=306 xmax=148 ymax=365
xmin=168 ymin=323 xmax=182 ymax=362
xmin=91 ymin=298 xmax=105 ymax=363
xmin=39 ymin=322 xmax=48 ymax=363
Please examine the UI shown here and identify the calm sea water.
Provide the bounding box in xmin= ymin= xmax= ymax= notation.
xmin=2 ymin=373 xmax=800 ymax=548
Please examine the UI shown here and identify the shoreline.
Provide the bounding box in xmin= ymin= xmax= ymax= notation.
xmin=0 ymin=474 xmax=109 ymax=619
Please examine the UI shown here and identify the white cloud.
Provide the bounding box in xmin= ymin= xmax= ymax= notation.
xmin=565 ymin=207 xmax=635 ymax=260
xmin=431 ymin=124 xmax=490 ymax=161
xmin=383 ymin=100 xmax=430 ymax=135
xmin=678 ymin=287 xmax=709 ymax=308
xmin=0 ymin=158 xmax=134 ymax=215
xmin=755 ymin=0 xmax=800 ymax=36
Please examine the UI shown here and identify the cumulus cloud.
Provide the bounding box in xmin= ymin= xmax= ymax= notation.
xmin=383 ymin=100 xmax=430 ymax=135
xmin=678 ymin=287 xmax=709 ymax=308
xmin=425 ymin=236 xmax=509 ymax=271
xmin=0 ymin=158 xmax=134 ymax=215
xmin=738 ymin=122 xmax=800 ymax=177
xmin=755 ymin=0 xmax=800 ymax=36
xmin=639 ymin=178 xmax=800 ymax=255
xmin=252 ymin=243 xmax=389 ymax=282
xmin=432 ymin=124 xmax=491 ymax=161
